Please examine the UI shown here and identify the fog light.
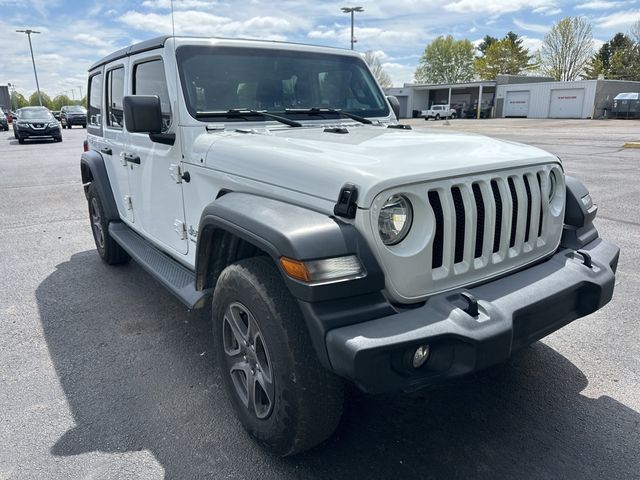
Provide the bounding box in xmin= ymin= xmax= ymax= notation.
xmin=412 ymin=344 xmax=431 ymax=368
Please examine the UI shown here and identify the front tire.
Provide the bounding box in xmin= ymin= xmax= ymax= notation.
xmin=86 ymin=183 xmax=130 ymax=265
xmin=435 ymin=114 xmax=440 ymax=120
xmin=212 ymin=257 xmax=344 ymax=456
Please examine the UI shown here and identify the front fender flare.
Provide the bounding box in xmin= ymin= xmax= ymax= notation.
xmin=195 ymin=192 xmax=385 ymax=303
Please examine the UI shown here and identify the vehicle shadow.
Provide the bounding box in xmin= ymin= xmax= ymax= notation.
xmin=37 ymin=252 xmax=640 ymax=479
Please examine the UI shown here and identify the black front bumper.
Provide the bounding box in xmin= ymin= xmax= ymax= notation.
xmin=18 ymin=125 xmax=61 ymax=138
xmin=324 ymin=238 xmax=619 ymax=394
xmin=65 ymin=116 xmax=86 ymax=126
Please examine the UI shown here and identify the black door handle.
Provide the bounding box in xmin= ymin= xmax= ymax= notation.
xmin=124 ymin=153 xmax=140 ymax=164
xmin=100 ymin=147 xmax=112 ymax=155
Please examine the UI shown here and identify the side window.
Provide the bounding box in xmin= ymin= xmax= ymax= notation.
xmin=133 ymin=59 xmax=171 ymax=132
xmin=106 ymin=67 xmax=125 ymax=129
xmin=88 ymin=72 xmax=103 ymax=128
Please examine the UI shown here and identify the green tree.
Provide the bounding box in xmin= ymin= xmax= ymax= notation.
xmin=475 ymin=32 xmax=537 ymax=80
xmin=28 ymin=91 xmax=53 ymax=109
xmin=584 ymin=33 xmax=634 ymax=79
xmin=11 ymin=91 xmax=29 ymax=109
xmin=415 ymin=35 xmax=476 ymax=83
xmin=540 ymin=17 xmax=593 ymax=81
xmin=51 ymin=94 xmax=73 ymax=111
xmin=477 ymin=35 xmax=498 ymax=55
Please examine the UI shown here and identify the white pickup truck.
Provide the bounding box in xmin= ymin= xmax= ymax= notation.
xmin=421 ymin=104 xmax=457 ymax=120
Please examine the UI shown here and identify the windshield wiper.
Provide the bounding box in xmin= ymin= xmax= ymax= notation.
xmin=285 ymin=108 xmax=373 ymax=124
xmin=195 ymin=109 xmax=302 ymax=128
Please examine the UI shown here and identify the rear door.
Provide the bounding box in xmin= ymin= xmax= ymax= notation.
xmin=124 ymin=55 xmax=188 ymax=255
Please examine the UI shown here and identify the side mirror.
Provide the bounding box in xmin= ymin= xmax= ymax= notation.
xmin=387 ymin=95 xmax=400 ymax=119
xmin=123 ymin=95 xmax=162 ymax=133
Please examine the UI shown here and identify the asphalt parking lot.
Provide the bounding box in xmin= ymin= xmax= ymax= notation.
xmin=0 ymin=119 xmax=639 ymax=479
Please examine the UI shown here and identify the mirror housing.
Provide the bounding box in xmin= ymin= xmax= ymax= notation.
xmin=123 ymin=95 xmax=162 ymax=133
xmin=386 ymin=95 xmax=400 ymax=119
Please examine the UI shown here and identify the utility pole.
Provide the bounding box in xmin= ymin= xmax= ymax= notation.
xmin=16 ymin=29 xmax=42 ymax=106
xmin=341 ymin=6 xmax=363 ymax=50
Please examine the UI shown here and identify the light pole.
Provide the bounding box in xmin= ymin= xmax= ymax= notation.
xmin=341 ymin=6 xmax=363 ymax=50
xmin=16 ymin=29 xmax=42 ymax=106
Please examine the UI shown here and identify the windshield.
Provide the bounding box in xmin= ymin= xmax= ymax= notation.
xmin=66 ymin=106 xmax=87 ymax=113
xmin=20 ymin=108 xmax=53 ymax=120
xmin=176 ymin=46 xmax=389 ymax=121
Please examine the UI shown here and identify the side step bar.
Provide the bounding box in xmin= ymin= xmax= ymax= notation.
xmin=109 ymin=222 xmax=211 ymax=309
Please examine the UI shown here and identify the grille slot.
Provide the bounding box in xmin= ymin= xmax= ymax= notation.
xmin=472 ymin=183 xmax=485 ymax=258
xmin=451 ymin=186 xmax=465 ymax=264
xmin=537 ymin=173 xmax=544 ymax=237
xmin=491 ymin=180 xmax=502 ymax=253
xmin=428 ymin=191 xmax=444 ymax=269
xmin=507 ymin=177 xmax=518 ymax=248
xmin=523 ymin=175 xmax=533 ymax=243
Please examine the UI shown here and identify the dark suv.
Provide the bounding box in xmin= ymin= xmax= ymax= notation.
xmin=13 ymin=107 xmax=62 ymax=143
xmin=0 ymin=108 xmax=8 ymax=131
xmin=60 ymin=105 xmax=87 ymax=128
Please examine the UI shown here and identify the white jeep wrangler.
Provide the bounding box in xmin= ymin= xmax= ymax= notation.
xmin=81 ymin=36 xmax=619 ymax=456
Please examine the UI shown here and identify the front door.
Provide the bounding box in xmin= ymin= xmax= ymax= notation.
xmin=124 ymin=55 xmax=188 ymax=255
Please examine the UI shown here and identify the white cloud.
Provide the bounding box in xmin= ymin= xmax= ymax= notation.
xmin=575 ymin=1 xmax=625 ymax=10
xmin=521 ymin=36 xmax=544 ymax=52
xmin=595 ymin=9 xmax=640 ymax=29
xmin=513 ymin=18 xmax=551 ymax=34
xmin=119 ymin=10 xmax=294 ymax=40
xmin=533 ymin=6 xmax=562 ymax=15
xmin=445 ymin=0 xmax=557 ymax=15
xmin=73 ymin=33 xmax=111 ymax=48
xmin=381 ymin=62 xmax=416 ymax=86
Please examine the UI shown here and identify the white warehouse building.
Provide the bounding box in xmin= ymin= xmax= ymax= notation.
xmin=496 ymin=79 xmax=640 ymax=119
xmin=386 ymin=76 xmax=640 ymax=120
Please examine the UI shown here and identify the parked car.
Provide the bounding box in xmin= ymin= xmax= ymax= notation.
xmin=0 ymin=108 xmax=8 ymax=131
xmin=463 ymin=105 xmax=492 ymax=119
xmin=13 ymin=106 xmax=62 ymax=143
xmin=81 ymin=35 xmax=619 ymax=456
xmin=420 ymin=104 xmax=457 ymax=120
xmin=60 ymin=105 xmax=87 ymax=128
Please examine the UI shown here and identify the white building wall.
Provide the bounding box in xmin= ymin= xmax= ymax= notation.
xmin=496 ymin=80 xmax=598 ymax=118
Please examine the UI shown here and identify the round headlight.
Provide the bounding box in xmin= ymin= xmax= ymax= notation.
xmin=548 ymin=170 xmax=557 ymax=201
xmin=378 ymin=194 xmax=413 ymax=245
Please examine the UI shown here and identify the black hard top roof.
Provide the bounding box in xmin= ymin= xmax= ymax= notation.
xmin=89 ymin=35 xmax=171 ymax=71
xmin=88 ymin=35 xmax=354 ymax=72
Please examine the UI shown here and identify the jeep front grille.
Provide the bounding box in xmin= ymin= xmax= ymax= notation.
xmin=365 ymin=163 xmax=565 ymax=302
xmin=428 ymin=170 xmax=552 ymax=275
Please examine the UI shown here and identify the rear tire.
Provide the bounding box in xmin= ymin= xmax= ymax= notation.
xmin=87 ymin=183 xmax=130 ymax=265
xmin=212 ymin=257 xmax=344 ymax=456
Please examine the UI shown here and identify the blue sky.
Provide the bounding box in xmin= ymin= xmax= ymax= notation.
xmin=1 ymin=0 xmax=639 ymax=98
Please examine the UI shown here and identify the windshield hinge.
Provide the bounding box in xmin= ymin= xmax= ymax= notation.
xmin=169 ymin=163 xmax=183 ymax=183
xmin=333 ymin=183 xmax=359 ymax=219
xmin=174 ymin=220 xmax=187 ymax=240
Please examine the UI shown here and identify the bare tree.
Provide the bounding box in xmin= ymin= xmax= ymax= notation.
xmin=540 ymin=17 xmax=594 ymax=81
xmin=364 ymin=51 xmax=393 ymax=88
xmin=631 ymin=19 xmax=640 ymax=44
